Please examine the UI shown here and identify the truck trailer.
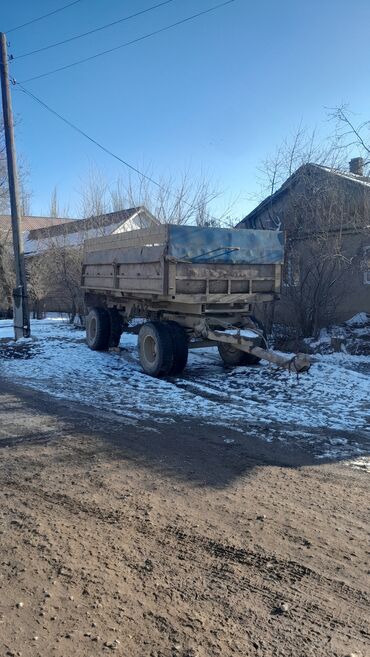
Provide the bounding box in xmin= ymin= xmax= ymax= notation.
xmin=81 ymin=224 xmax=310 ymax=377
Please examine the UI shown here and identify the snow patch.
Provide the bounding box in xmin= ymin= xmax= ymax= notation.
xmin=0 ymin=319 xmax=369 ymax=469
xmin=346 ymin=312 xmax=369 ymax=327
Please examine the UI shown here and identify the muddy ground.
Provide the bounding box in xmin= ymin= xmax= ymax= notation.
xmin=0 ymin=379 xmax=369 ymax=657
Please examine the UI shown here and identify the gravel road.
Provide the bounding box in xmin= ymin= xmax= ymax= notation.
xmin=0 ymin=379 xmax=369 ymax=657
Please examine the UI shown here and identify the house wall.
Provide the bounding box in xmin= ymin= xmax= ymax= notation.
xmin=273 ymin=231 xmax=370 ymax=328
xmin=239 ymin=167 xmax=370 ymax=329
xmin=332 ymin=232 xmax=370 ymax=319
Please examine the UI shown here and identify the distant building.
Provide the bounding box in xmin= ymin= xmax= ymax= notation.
xmin=0 ymin=214 xmax=74 ymax=317
xmin=0 ymin=213 xmax=73 ymax=240
xmin=237 ymin=159 xmax=370 ymax=333
xmin=0 ymin=208 xmax=159 ymax=318
xmin=25 ymin=206 xmax=158 ymax=255
xmin=24 ymin=207 xmax=159 ymax=317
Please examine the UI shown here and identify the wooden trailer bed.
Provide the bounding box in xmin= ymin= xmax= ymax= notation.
xmin=81 ymin=225 xmax=310 ymax=377
xmin=82 ymin=224 xmax=284 ymax=309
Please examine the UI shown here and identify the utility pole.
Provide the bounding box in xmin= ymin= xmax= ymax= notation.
xmin=0 ymin=32 xmax=30 ymax=339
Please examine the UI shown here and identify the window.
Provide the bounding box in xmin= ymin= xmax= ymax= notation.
xmin=364 ymin=246 xmax=370 ymax=285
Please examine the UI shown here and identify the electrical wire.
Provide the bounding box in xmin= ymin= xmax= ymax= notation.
xmin=16 ymin=84 xmax=217 ymax=217
xmin=17 ymin=84 xmax=162 ymax=188
xmin=6 ymin=0 xmax=83 ymax=34
xmin=18 ymin=0 xmax=237 ymax=84
xmin=14 ymin=0 xmax=178 ymax=60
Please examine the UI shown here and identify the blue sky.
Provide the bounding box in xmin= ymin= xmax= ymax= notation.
xmin=3 ymin=0 xmax=370 ymax=219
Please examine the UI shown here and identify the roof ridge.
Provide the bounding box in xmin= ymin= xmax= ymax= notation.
xmin=27 ymin=207 xmax=146 ymax=239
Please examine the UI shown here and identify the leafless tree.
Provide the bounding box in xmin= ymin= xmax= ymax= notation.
xmin=27 ymin=254 xmax=52 ymax=319
xmin=330 ymin=105 xmax=370 ymax=171
xmin=258 ymin=126 xmax=370 ymax=336
xmin=76 ymin=165 xmax=237 ymax=226
xmin=0 ymin=117 xmax=32 ymax=315
xmin=78 ymin=167 xmax=111 ymax=218
xmin=0 ymin=241 xmax=14 ymax=316
xmin=47 ymin=185 xmax=70 ymax=219
xmin=0 ymin=129 xmax=14 ymax=315
xmin=27 ymin=229 xmax=85 ymax=322
xmin=121 ymin=169 xmax=228 ymax=226
xmin=0 ymin=120 xmax=8 ymax=214
xmin=27 ymin=168 xmax=238 ymax=319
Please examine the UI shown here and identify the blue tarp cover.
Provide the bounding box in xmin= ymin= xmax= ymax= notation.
xmin=167 ymin=225 xmax=284 ymax=264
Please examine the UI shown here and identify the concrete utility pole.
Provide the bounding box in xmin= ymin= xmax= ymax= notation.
xmin=0 ymin=32 xmax=30 ymax=339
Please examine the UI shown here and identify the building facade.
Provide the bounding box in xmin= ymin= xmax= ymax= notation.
xmin=237 ymin=160 xmax=370 ymax=334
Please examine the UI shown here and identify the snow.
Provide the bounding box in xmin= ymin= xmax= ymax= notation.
xmin=346 ymin=312 xmax=369 ymax=327
xmin=346 ymin=456 xmax=370 ymax=473
xmin=223 ymin=328 xmax=259 ymax=338
xmin=317 ymin=164 xmax=370 ymax=188
xmin=0 ymin=322 xmax=16 ymax=339
xmin=0 ymin=319 xmax=369 ymax=469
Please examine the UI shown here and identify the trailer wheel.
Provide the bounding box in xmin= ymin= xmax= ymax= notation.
xmin=218 ymin=343 xmax=251 ymax=366
xmin=243 ymin=316 xmax=267 ymax=364
xmin=86 ymin=307 xmax=110 ymax=351
xmin=165 ymin=321 xmax=189 ymax=375
xmin=218 ymin=318 xmax=267 ymax=366
xmin=138 ymin=321 xmax=174 ymax=377
xmin=109 ymin=308 xmax=124 ymax=348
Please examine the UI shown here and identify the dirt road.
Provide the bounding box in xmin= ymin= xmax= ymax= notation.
xmin=0 ymin=380 xmax=369 ymax=657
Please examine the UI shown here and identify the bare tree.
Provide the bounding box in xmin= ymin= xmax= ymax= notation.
xmin=113 ymin=169 xmax=237 ymax=227
xmin=0 ymin=117 xmax=32 ymax=316
xmin=27 ymin=254 xmax=52 ymax=319
xmin=28 ymin=228 xmax=85 ymax=323
xmin=258 ymin=126 xmax=370 ymax=336
xmin=330 ymin=105 xmax=370 ymax=170
xmin=48 ymin=186 xmax=60 ymax=218
xmin=0 ymin=120 xmax=8 ymax=214
xmin=78 ymin=166 xmax=110 ymax=218
xmin=0 ymin=241 xmax=13 ymax=316
xmin=26 ymin=168 xmax=239 ymax=320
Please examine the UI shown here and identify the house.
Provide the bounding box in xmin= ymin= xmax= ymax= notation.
xmin=23 ymin=206 xmax=159 ymax=317
xmin=0 ymin=213 xmax=73 ymax=241
xmin=237 ymin=158 xmax=370 ymax=334
xmin=24 ymin=206 xmax=158 ymax=255
xmin=0 ymin=214 xmax=74 ymax=317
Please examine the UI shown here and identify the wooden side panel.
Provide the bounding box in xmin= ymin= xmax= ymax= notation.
xmin=85 ymin=245 xmax=165 ymax=265
xmin=83 ymin=258 xmax=165 ymax=295
xmin=175 ymin=262 xmax=276 ymax=280
xmin=174 ymin=262 xmax=277 ymax=298
xmin=82 ymin=232 xmax=281 ymax=303
xmin=85 ymin=225 xmax=168 ymax=252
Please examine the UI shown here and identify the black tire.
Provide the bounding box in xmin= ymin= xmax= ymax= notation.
xmin=218 ymin=317 xmax=267 ymax=367
xmin=218 ymin=342 xmax=250 ymax=366
xmin=138 ymin=321 xmax=174 ymax=377
xmin=109 ymin=308 xmax=124 ymax=348
xmin=165 ymin=321 xmax=189 ymax=375
xmin=86 ymin=307 xmax=110 ymax=351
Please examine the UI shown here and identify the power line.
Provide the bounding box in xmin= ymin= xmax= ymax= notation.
xmin=6 ymin=0 xmax=83 ymax=34
xmin=14 ymin=0 xmax=178 ymax=60
xmin=17 ymin=84 xmax=163 ymax=188
xmin=18 ymin=0 xmax=237 ymax=84
xmin=16 ymin=84 xmax=217 ymax=217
